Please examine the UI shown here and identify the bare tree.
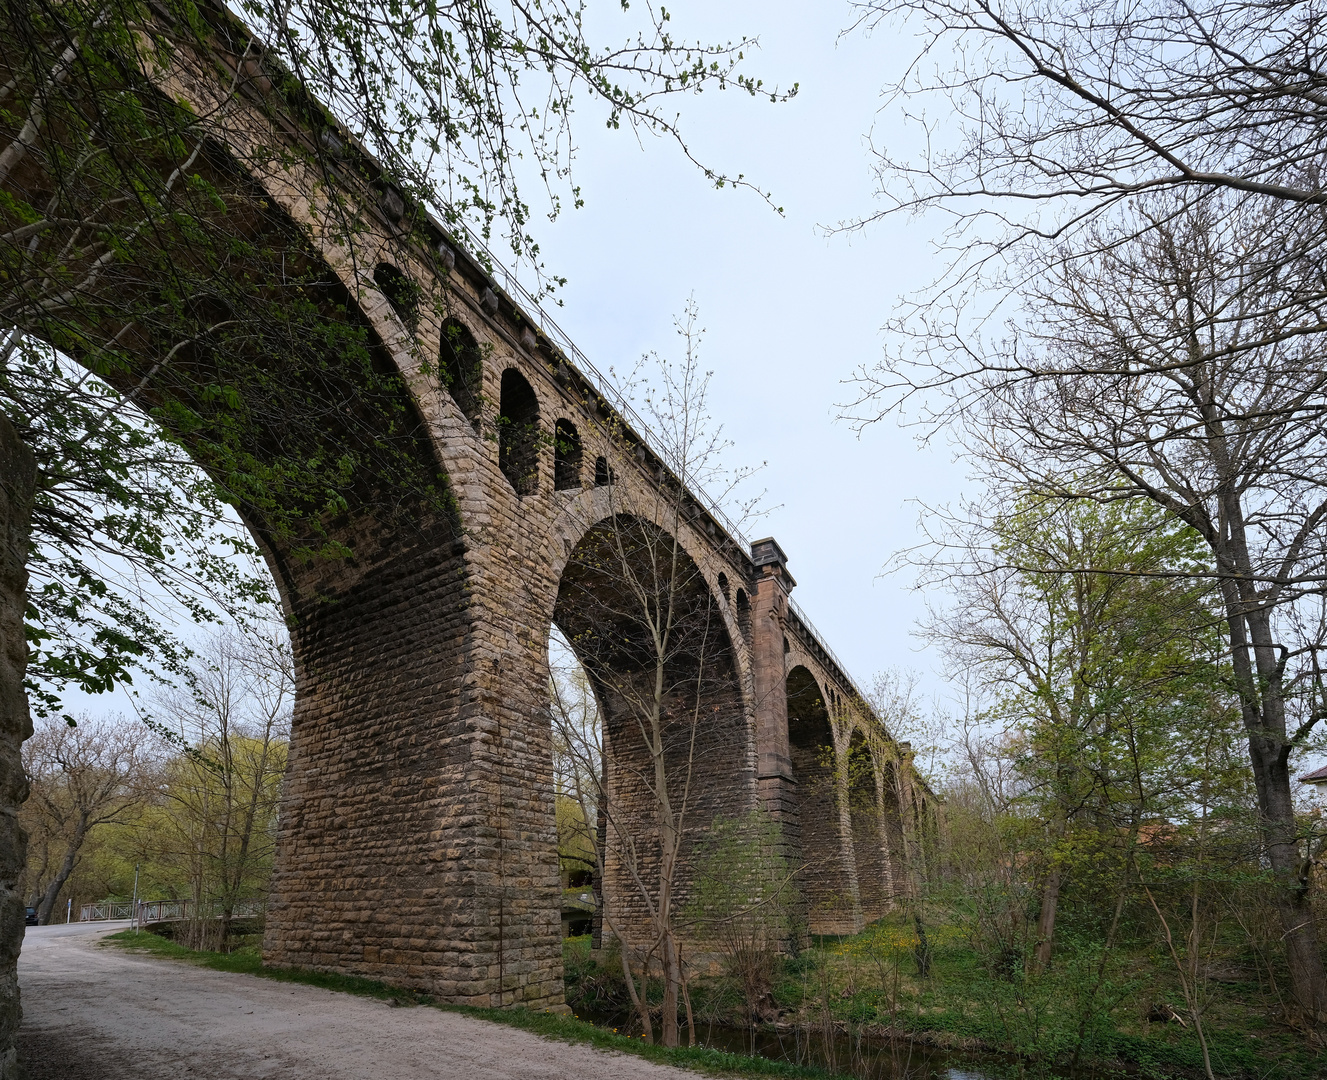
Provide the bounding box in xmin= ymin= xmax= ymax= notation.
xmin=845 ymin=0 xmax=1327 ymax=292
xmin=872 ymin=198 xmax=1327 ymax=1022
xmin=549 ymin=303 xmax=760 ymax=1047
xmin=148 ymin=626 xmax=291 ymax=948
xmin=21 ymin=713 xmax=149 ymax=924
xmin=845 ymin=1 xmax=1327 ymax=1025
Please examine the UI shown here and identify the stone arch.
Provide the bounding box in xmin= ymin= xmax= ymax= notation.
xmin=847 ymin=730 xmax=889 ymax=922
xmin=5 ymin=125 xmax=494 ymax=995
xmin=552 ymin=513 xmax=750 ymax=947
xmin=786 ymin=665 xmax=854 ymax=933
xmin=880 ymin=756 xmax=910 ymax=897
xmin=498 ymin=367 xmax=540 ymax=494
xmin=554 ymin=419 xmax=583 ymax=490
xmin=439 ymin=317 xmax=483 ymax=426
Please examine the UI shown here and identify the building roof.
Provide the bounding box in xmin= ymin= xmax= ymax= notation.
xmin=1298 ymin=764 xmax=1327 ymax=784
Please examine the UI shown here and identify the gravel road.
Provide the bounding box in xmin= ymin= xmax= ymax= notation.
xmin=17 ymin=922 xmax=700 ymax=1080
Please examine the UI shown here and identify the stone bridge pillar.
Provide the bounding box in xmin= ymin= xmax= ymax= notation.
xmin=748 ymin=539 xmax=802 ymax=870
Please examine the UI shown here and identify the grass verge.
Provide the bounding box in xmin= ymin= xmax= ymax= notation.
xmin=104 ymin=930 xmax=833 ymax=1080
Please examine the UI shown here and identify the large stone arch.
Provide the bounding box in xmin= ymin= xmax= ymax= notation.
xmin=543 ymin=476 xmax=757 ymax=699
xmin=2 ymin=6 xmax=939 ymax=1013
xmin=0 ymin=46 xmax=614 ymax=1000
xmin=846 ymin=729 xmax=889 ymax=923
xmin=550 ymin=510 xmax=755 ymax=948
xmin=785 ymin=664 xmax=858 ymax=934
xmin=1 ymin=116 xmax=577 ymax=1002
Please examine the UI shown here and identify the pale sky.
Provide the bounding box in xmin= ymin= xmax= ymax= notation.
xmin=49 ymin=0 xmax=1327 ymax=783
xmin=58 ymin=2 xmax=967 ymax=723
xmin=520 ymin=0 xmax=962 ymax=705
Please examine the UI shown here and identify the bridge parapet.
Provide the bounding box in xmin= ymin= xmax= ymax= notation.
xmin=4 ymin=0 xmax=936 ymax=1005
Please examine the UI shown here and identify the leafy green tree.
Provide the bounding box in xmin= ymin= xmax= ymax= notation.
xmin=145 ymin=627 xmax=290 ymax=948
xmin=4 ymin=340 xmax=270 ymax=722
xmin=20 ymin=711 xmax=150 ymax=923
xmin=922 ymin=494 xmax=1241 ymax=972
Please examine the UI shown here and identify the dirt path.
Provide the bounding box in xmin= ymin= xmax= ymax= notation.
xmin=17 ymin=922 xmax=698 ymax=1080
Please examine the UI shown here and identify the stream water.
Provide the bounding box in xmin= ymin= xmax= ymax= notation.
xmin=579 ymin=1009 xmax=1080 ymax=1080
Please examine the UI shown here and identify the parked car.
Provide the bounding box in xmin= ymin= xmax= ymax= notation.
xmin=24 ymin=908 xmax=37 ymax=926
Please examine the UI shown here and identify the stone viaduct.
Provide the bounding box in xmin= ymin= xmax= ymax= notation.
xmin=2 ymin=3 xmax=938 ymax=1012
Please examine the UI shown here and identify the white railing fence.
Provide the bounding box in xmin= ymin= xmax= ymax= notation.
xmin=80 ymin=898 xmax=267 ymax=923
xmin=454 ymin=228 xmax=883 ymax=719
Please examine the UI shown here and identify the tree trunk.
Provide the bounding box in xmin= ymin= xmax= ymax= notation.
xmin=1032 ymin=864 xmax=1062 ymax=973
xmin=0 ymin=412 xmax=35 ymax=1080
xmin=1254 ymin=733 xmax=1327 ymax=1024
xmin=913 ymin=912 xmax=932 ymax=977
xmin=611 ymin=925 xmax=652 ymax=1044
xmin=1220 ymin=564 xmax=1327 ymax=1024
xmin=660 ymin=929 xmax=680 ymax=1047
xmin=592 ymin=754 xmax=607 ymax=950
xmin=35 ymin=826 xmax=83 ymax=926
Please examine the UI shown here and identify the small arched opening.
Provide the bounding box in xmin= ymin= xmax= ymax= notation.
xmin=498 ymin=367 xmax=540 ymax=495
xmin=554 ymin=419 xmax=583 ymax=490
xmin=439 ymin=318 xmax=483 ymax=426
xmin=787 ymin=666 xmax=852 ymax=933
xmin=372 ymin=263 xmax=419 ymax=329
xmin=717 ymin=572 xmax=730 ymax=603
xmin=594 ymin=455 xmax=612 ymax=487
xmin=735 ymin=589 xmax=751 ymax=641
xmin=847 ymin=730 xmax=889 ymax=922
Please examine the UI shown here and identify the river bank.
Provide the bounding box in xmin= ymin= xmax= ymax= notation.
xmin=91 ymin=923 xmax=1321 ymax=1080
xmin=562 ymin=920 xmax=1323 ymax=1080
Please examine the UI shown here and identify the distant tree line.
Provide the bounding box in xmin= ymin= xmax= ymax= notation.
xmin=21 ymin=628 xmax=289 ymax=949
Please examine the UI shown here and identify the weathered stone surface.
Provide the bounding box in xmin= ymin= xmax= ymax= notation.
xmin=0 ymin=413 xmax=34 ymax=1080
xmin=0 ymin=4 xmax=941 ymax=1009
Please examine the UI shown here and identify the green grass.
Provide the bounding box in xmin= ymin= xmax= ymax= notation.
xmin=108 ymin=926 xmax=1325 ymax=1080
xmin=758 ymin=915 xmax=1324 ymax=1080
xmin=104 ymin=930 xmax=834 ymax=1080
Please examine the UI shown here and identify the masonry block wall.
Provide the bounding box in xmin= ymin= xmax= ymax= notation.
xmin=595 ymin=674 xmax=754 ymax=945
xmin=848 ymin=733 xmax=890 ymax=922
xmin=1 ymin=8 xmax=941 ymax=1009
xmin=261 ymin=515 xmax=518 ymax=1000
